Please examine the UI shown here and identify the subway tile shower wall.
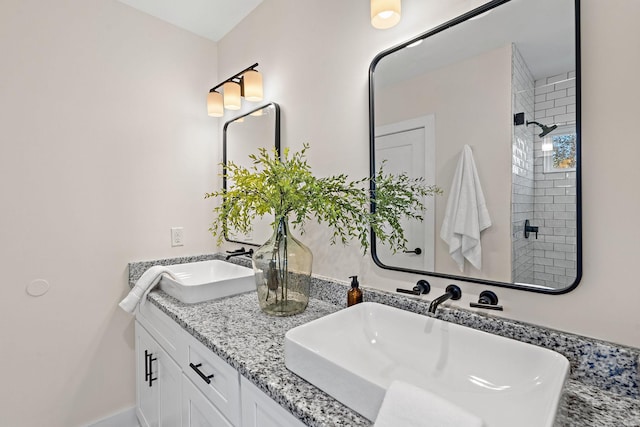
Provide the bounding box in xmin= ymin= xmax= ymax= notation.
xmin=532 ymin=72 xmax=577 ymax=289
xmin=511 ymin=40 xmax=577 ymax=289
xmin=511 ymin=45 xmax=536 ymax=285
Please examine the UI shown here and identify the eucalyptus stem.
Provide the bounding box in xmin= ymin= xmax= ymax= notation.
xmin=282 ymin=221 xmax=288 ymax=304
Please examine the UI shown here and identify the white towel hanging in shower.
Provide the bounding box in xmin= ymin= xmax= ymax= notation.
xmin=440 ymin=145 xmax=492 ymax=271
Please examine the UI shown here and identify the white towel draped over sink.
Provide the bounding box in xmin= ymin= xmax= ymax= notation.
xmin=119 ymin=266 xmax=179 ymax=313
xmin=440 ymin=144 xmax=491 ymax=271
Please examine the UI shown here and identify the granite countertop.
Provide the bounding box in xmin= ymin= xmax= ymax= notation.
xmin=129 ymin=255 xmax=640 ymax=427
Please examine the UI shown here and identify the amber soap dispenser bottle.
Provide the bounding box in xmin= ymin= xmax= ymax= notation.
xmin=347 ymin=275 xmax=363 ymax=307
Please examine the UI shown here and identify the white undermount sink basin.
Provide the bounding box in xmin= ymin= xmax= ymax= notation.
xmin=158 ymin=260 xmax=255 ymax=303
xmin=284 ymin=302 xmax=569 ymax=427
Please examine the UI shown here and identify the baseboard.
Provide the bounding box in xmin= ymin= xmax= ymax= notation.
xmin=86 ymin=406 xmax=139 ymax=427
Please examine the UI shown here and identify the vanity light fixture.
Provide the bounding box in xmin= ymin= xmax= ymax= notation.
xmin=207 ymin=63 xmax=263 ymax=117
xmin=371 ymin=0 xmax=401 ymax=29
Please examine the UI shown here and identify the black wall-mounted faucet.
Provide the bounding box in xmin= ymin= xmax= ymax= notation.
xmin=427 ymin=284 xmax=462 ymax=315
xmin=225 ymin=247 xmax=254 ymax=260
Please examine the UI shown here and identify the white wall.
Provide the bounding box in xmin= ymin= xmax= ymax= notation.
xmin=218 ymin=0 xmax=640 ymax=349
xmin=0 ymin=1 xmax=218 ymax=426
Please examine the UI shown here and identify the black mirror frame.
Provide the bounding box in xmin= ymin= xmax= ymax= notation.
xmin=368 ymin=0 xmax=582 ymax=294
xmin=222 ymin=102 xmax=281 ymax=246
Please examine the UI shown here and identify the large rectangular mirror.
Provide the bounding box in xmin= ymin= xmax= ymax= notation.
xmin=369 ymin=0 xmax=581 ymax=293
xmin=223 ymin=102 xmax=280 ymax=245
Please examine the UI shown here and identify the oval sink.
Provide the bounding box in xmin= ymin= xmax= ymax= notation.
xmin=158 ymin=260 xmax=254 ymax=303
xmin=284 ymin=302 xmax=569 ymax=426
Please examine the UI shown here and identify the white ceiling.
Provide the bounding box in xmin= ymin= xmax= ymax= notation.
xmin=117 ymin=0 xmax=263 ymax=42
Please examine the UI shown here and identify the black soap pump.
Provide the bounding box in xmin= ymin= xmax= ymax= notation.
xmin=347 ymin=275 xmax=363 ymax=307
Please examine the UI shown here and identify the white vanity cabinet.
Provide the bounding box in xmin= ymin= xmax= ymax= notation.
xmin=134 ymin=302 xmax=304 ymax=427
xmin=135 ymin=321 xmax=182 ymax=427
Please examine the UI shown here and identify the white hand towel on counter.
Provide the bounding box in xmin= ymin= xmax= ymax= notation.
xmin=118 ymin=266 xmax=179 ymax=314
xmin=440 ymin=144 xmax=491 ymax=271
xmin=374 ymin=381 xmax=485 ymax=427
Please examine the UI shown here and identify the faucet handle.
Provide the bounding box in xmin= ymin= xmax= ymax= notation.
xmin=396 ymin=279 xmax=430 ymax=296
xmin=396 ymin=288 xmax=419 ymax=295
xmin=413 ymin=280 xmax=430 ymax=294
xmin=226 ymin=247 xmax=246 ymax=254
xmin=470 ymin=290 xmax=503 ymax=311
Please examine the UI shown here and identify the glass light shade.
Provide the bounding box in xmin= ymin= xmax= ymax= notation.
xmin=207 ymin=91 xmax=224 ymax=117
xmin=243 ymin=70 xmax=263 ymax=102
xmin=223 ymin=81 xmax=241 ymax=110
xmin=371 ymin=0 xmax=401 ymax=29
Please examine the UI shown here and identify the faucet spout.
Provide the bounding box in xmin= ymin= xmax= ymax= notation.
xmin=225 ymin=248 xmax=254 ymax=260
xmin=427 ymin=285 xmax=462 ymax=315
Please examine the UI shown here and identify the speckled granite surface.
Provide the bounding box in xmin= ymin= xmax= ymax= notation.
xmin=128 ymin=254 xmax=640 ymax=427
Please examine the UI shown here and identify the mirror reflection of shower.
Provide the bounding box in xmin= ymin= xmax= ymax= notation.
xmin=526 ymin=120 xmax=557 ymax=138
xmin=511 ymin=42 xmax=578 ymax=290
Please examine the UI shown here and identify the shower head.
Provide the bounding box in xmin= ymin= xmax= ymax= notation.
xmin=526 ymin=120 xmax=558 ymax=138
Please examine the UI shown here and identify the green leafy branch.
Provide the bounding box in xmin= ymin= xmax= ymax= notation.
xmin=205 ymin=143 xmax=442 ymax=253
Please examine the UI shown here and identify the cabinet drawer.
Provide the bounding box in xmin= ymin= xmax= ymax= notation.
xmin=136 ymin=301 xmax=186 ymax=364
xmin=183 ymin=333 xmax=241 ymax=425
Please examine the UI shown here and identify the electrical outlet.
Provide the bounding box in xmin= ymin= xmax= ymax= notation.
xmin=171 ymin=227 xmax=184 ymax=247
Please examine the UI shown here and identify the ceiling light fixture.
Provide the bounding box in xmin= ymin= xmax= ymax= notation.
xmin=371 ymin=0 xmax=401 ymax=29
xmin=207 ymin=63 xmax=263 ymax=117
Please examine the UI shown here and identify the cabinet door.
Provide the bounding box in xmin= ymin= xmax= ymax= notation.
xmin=240 ymin=377 xmax=305 ymax=427
xmin=136 ymin=322 xmax=159 ymax=427
xmin=135 ymin=321 xmax=181 ymax=427
xmin=182 ymin=374 xmax=234 ymax=427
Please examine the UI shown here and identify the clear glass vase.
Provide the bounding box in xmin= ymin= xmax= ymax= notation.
xmin=252 ymin=217 xmax=313 ymax=316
